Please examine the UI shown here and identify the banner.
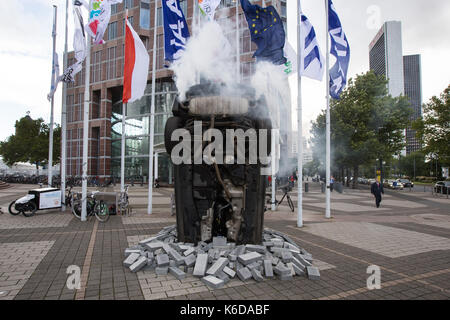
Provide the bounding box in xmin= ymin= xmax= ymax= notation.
xmin=87 ymin=0 xmax=123 ymax=45
xmin=198 ymin=0 xmax=221 ymax=21
xmin=162 ymin=0 xmax=190 ymax=62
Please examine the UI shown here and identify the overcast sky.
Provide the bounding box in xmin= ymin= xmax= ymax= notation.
xmin=0 ymin=0 xmax=449 ymax=141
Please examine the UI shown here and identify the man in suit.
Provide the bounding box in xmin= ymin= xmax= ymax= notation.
xmin=371 ymin=178 xmax=384 ymax=208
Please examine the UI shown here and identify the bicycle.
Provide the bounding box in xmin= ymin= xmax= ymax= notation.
xmin=265 ymin=185 xmax=295 ymax=212
xmin=118 ymin=185 xmax=132 ymax=216
xmin=71 ymin=191 xmax=110 ymax=222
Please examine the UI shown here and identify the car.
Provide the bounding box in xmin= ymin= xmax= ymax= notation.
xmin=386 ymin=179 xmax=403 ymax=190
xmin=397 ymin=179 xmax=414 ymax=188
xmin=165 ymin=82 xmax=271 ymax=245
xmin=434 ymin=181 xmax=450 ymax=194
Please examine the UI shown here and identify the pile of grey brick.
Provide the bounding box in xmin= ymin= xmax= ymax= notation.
xmin=123 ymin=226 xmax=320 ymax=290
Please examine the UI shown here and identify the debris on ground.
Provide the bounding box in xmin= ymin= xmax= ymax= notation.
xmin=123 ymin=226 xmax=320 ymax=289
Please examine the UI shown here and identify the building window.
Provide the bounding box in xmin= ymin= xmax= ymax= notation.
xmin=157 ymin=6 xmax=163 ymax=26
xmin=180 ymin=0 xmax=187 ymax=17
xmin=92 ymin=51 xmax=102 ymax=83
xmin=107 ymin=46 xmax=116 ymax=79
xmin=111 ymin=3 xmax=118 ymax=15
xmin=108 ymin=21 xmax=117 ymax=40
xmin=140 ymin=0 xmax=150 ymax=29
xmin=124 ymin=0 xmax=133 ymax=9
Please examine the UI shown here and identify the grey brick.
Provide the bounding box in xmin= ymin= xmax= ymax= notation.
xmin=286 ymin=263 xmax=296 ymax=276
xmin=281 ymin=250 xmax=294 ymax=263
xmin=193 ymin=253 xmax=208 ymax=277
xmin=168 ymin=250 xmax=185 ymax=266
xmin=271 ymin=257 xmax=280 ymax=266
xmin=236 ymin=267 xmax=252 ymax=281
xmin=251 ymin=269 xmax=264 ymax=282
xmin=216 ymin=271 xmax=230 ymax=284
xmin=144 ymin=241 xmax=164 ymax=251
xmin=235 ymin=245 xmax=246 ymax=256
xmin=237 ymin=252 xmax=262 ymax=266
xmin=201 ymin=275 xmax=225 ymax=290
xmin=212 ymin=236 xmax=227 ymax=247
xmin=263 ymin=260 xmax=274 ymax=278
xmin=129 ymin=256 xmax=147 ymax=273
xmin=247 ymin=262 xmax=259 ymax=270
xmin=124 ymin=249 xmax=140 ymax=257
xmin=245 ymin=245 xmax=267 ymax=254
xmin=228 ymin=254 xmax=237 ymax=261
xmin=274 ymin=262 xmax=291 ymax=276
xmin=183 ymin=247 xmax=195 ymax=257
xmin=206 ymin=257 xmax=229 ymax=276
xmin=292 ymin=263 xmax=305 ymax=276
xmin=123 ymin=253 xmax=140 ymax=267
xmin=155 ymin=267 xmax=169 ymax=275
xmin=223 ymin=266 xmax=236 ymax=278
xmin=263 ymin=241 xmax=274 ymax=248
xmin=184 ymin=254 xmax=196 ymax=267
xmin=306 ymin=266 xmax=320 ymax=280
xmin=292 ymin=257 xmax=306 ymax=271
xmin=156 ymin=254 xmax=170 ymax=267
xmin=169 ymin=267 xmax=186 ymax=280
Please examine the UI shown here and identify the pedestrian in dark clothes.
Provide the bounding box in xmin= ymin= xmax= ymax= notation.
xmin=371 ymin=178 xmax=384 ymax=208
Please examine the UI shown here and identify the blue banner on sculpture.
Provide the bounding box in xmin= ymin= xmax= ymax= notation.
xmin=328 ymin=0 xmax=350 ymax=99
xmin=162 ymin=0 xmax=190 ymax=62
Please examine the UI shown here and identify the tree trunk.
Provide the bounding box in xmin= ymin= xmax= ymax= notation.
xmin=352 ymin=166 xmax=359 ymax=189
xmin=345 ymin=168 xmax=350 ymax=187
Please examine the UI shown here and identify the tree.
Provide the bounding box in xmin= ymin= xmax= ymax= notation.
xmin=413 ymin=85 xmax=450 ymax=167
xmin=395 ymin=152 xmax=428 ymax=179
xmin=0 ymin=115 xmax=61 ymax=170
xmin=310 ymin=71 xmax=412 ymax=188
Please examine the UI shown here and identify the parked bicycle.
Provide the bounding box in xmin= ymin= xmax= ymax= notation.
xmin=71 ymin=191 xmax=110 ymax=222
xmin=265 ymin=184 xmax=295 ymax=212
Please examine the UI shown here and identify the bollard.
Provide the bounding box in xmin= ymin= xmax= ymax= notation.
xmin=305 ymin=183 xmax=309 ymax=193
xmin=321 ymin=183 xmax=325 ymax=193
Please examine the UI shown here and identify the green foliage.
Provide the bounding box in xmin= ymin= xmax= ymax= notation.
xmin=394 ymin=152 xmax=428 ymax=179
xmin=310 ymin=71 xmax=413 ymax=186
xmin=0 ymin=115 xmax=61 ymax=167
xmin=412 ymin=85 xmax=450 ymax=166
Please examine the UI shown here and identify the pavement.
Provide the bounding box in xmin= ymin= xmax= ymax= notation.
xmin=0 ymin=182 xmax=449 ymax=300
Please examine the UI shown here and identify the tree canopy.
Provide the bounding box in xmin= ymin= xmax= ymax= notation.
xmin=413 ymin=85 xmax=450 ymax=166
xmin=0 ymin=115 xmax=61 ymax=168
xmin=310 ymin=71 xmax=412 ymax=187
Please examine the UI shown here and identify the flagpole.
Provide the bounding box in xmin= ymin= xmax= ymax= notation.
xmin=325 ymin=0 xmax=331 ymax=219
xmin=296 ymin=0 xmax=303 ymax=227
xmin=81 ymin=0 xmax=93 ymax=222
xmin=121 ymin=9 xmax=129 ymax=194
xmin=235 ymin=0 xmax=240 ymax=82
xmin=61 ymin=0 xmax=69 ymax=211
xmin=147 ymin=0 xmax=158 ymax=215
xmin=48 ymin=5 xmax=57 ymax=187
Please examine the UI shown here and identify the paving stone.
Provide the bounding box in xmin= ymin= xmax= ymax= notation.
xmin=184 ymin=254 xmax=196 ymax=267
xmin=216 ymin=271 xmax=230 ymax=284
xmin=274 ymin=262 xmax=291 ymax=277
xmin=201 ymin=275 xmax=225 ymax=289
xmin=281 ymin=250 xmax=294 ymax=263
xmin=206 ymin=257 xmax=229 ymax=276
xmin=213 ymin=236 xmax=227 ymax=247
xmin=263 ymin=260 xmax=274 ymax=278
xmin=124 ymin=249 xmax=141 ymax=257
xmin=129 ymin=256 xmax=148 ymax=273
xmin=123 ymin=253 xmax=140 ymax=267
xmin=251 ymin=269 xmax=264 ymax=282
xmin=236 ymin=267 xmax=252 ymax=281
xmin=169 ymin=267 xmax=186 ymax=280
xmin=155 ymin=267 xmax=169 ymax=275
xmin=306 ymin=266 xmax=320 ymax=280
xmin=237 ymin=252 xmax=262 ymax=266
xmin=245 ymin=244 xmax=267 ymax=254
xmin=223 ymin=266 xmax=236 ymax=278
xmin=193 ymin=253 xmax=208 ymax=277
xmin=156 ymin=254 xmax=170 ymax=267
xmin=183 ymin=247 xmax=195 ymax=257
xmin=168 ymin=250 xmax=185 ymax=266
xmin=292 ymin=257 xmax=306 ymax=271
xmin=280 ymin=274 xmax=293 ymax=281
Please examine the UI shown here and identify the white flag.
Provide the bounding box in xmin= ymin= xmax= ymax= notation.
xmin=87 ymin=0 xmax=122 ymax=45
xmin=198 ymin=0 xmax=221 ymax=21
xmin=299 ymin=13 xmax=324 ymax=81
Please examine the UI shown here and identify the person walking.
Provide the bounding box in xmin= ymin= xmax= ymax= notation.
xmin=371 ymin=178 xmax=384 ymax=208
xmin=330 ymin=176 xmax=335 ymax=192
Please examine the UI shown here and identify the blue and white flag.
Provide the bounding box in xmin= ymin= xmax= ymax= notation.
xmin=162 ymin=0 xmax=190 ymax=62
xmin=328 ymin=0 xmax=350 ymax=99
xmin=300 ymin=13 xmax=324 ymax=81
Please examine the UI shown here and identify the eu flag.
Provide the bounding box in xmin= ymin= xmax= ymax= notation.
xmin=240 ymin=0 xmax=287 ymax=65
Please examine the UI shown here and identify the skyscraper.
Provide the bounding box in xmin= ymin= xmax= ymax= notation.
xmin=369 ymin=21 xmax=404 ymax=97
xmin=369 ymin=21 xmax=423 ymax=155
xmin=403 ymin=54 xmax=423 ymax=154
